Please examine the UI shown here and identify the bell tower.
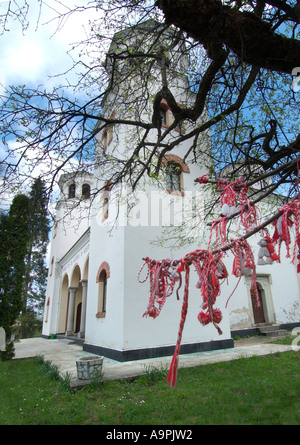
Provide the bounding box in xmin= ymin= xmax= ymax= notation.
xmin=83 ymin=21 xmax=232 ymax=361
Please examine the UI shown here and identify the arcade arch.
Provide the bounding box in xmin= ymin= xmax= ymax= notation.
xmin=57 ymin=273 xmax=69 ymax=334
xmin=82 ymin=256 xmax=89 ymax=280
xmin=58 ymin=257 xmax=89 ymax=338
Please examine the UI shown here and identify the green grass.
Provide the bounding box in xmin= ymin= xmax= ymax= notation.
xmin=1 ymin=350 xmax=300 ymax=425
xmin=271 ymin=336 xmax=297 ymax=345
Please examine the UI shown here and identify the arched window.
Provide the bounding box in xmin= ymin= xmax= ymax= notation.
xmin=166 ymin=162 xmax=181 ymax=192
xmin=97 ymin=270 xmax=107 ymax=317
xmin=100 ymin=182 xmax=111 ymax=221
xmin=160 ymin=99 xmax=169 ymax=126
xmin=102 ymin=111 xmax=116 ymax=152
xmin=102 ymin=124 xmax=114 ymax=151
xmin=160 ymin=107 xmax=167 ymax=125
xmin=96 ymin=262 xmax=110 ymax=318
xmin=68 ymin=183 xmax=76 ymax=198
xmin=53 ymin=221 xmax=58 ymax=238
xmin=50 ymin=257 xmax=54 ymax=276
xmin=82 ymin=183 xmax=91 ymax=199
xmin=102 ymin=197 xmax=109 ymax=221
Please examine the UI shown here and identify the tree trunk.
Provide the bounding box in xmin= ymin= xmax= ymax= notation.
xmin=157 ymin=0 xmax=300 ymax=74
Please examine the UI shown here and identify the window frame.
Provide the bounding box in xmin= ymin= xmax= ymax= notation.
xmin=101 ymin=111 xmax=116 ymax=152
xmin=96 ymin=262 xmax=110 ymax=318
xmin=68 ymin=183 xmax=76 ymax=199
xmin=82 ymin=183 xmax=91 ymax=199
xmin=165 ymin=162 xmax=182 ymax=193
xmin=159 ymin=99 xmax=186 ymax=134
xmin=97 ymin=270 xmax=107 ymax=317
xmin=162 ymin=154 xmax=190 ymax=196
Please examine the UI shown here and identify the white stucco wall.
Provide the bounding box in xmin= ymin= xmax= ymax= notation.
xmin=122 ymin=224 xmax=232 ymax=351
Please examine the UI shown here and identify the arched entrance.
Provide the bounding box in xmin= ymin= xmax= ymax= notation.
xmin=78 ymin=256 xmax=89 ymax=338
xmin=75 ymin=302 xmax=82 ymax=333
xmin=66 ymin=264 xmax=82 ymax=336
xmin=57 ymin=274 xmax=69 ymax=334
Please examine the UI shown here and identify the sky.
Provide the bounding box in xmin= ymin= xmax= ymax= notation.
xmin=0 ymin=0 xmax=101 ymax=265
xmin=0 ymin=1 xmax=100 ymax=210
xmin=0 ymin=0 xmax=113 ymax=269
xmin=0 ymin=0 xmax=94 ymax=92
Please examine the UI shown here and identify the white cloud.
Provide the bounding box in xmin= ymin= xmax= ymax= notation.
xmin=0 ymin=1 xmax=98 ymax=209
xmin=0 ymin=1 xmax=95 ymax=88
xmin=2 ymin=36 xmax=46 ymax=82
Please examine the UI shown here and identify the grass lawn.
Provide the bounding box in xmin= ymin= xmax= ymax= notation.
xmin=1 ymin=346 xmax=300 ymax=425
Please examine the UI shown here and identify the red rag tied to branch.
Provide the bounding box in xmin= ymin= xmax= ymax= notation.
xmin=238 ymin=183 xmax=260 ymax=232
xmin=229 ymin=238 xmax=260 ymax=308
xmin=189 ymin=249 xmax=227 ymax=335
xmin=138 ymin=258 xmax=182 ymax=319
xmin=195 ymin=175 xmax=209 ymax=184
xmin=139 ymin=250 xmax=228 ymax=386
xmin=218 ymin=178 xmax=240 ymax=217
xmin=272 ymin=200 xmax=300 ymax=263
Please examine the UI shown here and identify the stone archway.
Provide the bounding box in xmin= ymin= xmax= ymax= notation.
xmin=78 ymin=256 xmax=89 ymax=338
xmin=70 ymin=264 xmax=81 ymax=287
xmin=57 ymin=274 xmax=69 ymax=334
xmin=82 ymin=256 xmax=89 ymax=280
xmin=66 ymin=264 xmax=82 ymax=336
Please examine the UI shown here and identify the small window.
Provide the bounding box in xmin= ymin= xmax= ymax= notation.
xmin=97 ymin=270 xmax=107 ymax=317
xmin=160 ymin=108 xmax=167 ymax=125
xmin=50 ymin=257 xmax=54 ymax=276
xmin=53 ymin=221 xmax=58 ymax=238
xmin=68 ymin=183 xmax=76 ymax=199
xmin=166 ymin=162 xmax=181 ymax=192
xmin=160 ymin=100 xmax=170 ymax=126
xmin=159 ymin=99 xmax=176 ymax=128
xmin=102 ymin=197 xmax=109 ymax=221
xmin=102 ymin=125 xmax=113 ymax=151
xmin=82 ymin=183 xmax=91 ymax=199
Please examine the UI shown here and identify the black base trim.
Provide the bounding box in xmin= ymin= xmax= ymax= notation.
xmin=82 ymin=338 xmax=234 ymax=362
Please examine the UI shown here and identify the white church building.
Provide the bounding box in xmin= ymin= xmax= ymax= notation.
xmin=42 ymin=21 xmax=300 ymax=361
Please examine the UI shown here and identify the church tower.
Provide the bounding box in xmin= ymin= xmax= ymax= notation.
xmin=82 ymin=21 xmax=233 ymax=360
xmin=42 ymin=171 xmax=93 ymax=338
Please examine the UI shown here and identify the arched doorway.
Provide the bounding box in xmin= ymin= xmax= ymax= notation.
xmin=57 ymin=274 xmax=69 ymax=333
xmin=66 ymin=264 xmax=82 ymax=336
xmin=78 ymin=256 xmax=89 ymax=338
xmin=75 ymin=302 xmax=82 ymax=333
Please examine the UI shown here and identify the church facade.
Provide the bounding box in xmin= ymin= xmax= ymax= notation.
xmin=42 ymin=22 xmax=300 ymax=360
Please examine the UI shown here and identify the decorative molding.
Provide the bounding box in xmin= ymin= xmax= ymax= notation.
xmin=96 ymin=261 xmax=111 ymax=282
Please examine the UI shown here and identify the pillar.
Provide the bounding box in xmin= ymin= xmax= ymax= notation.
xmin=66 ymin=286 xmax=77 ymax=336
xmin=78 ymin=280 xmax=88 ymax=338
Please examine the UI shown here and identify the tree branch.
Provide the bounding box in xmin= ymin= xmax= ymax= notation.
xmin=157 ymin=0 xmax=300 ymax=74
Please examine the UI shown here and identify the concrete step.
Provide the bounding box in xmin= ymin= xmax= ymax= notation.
xmin=258 ymin=325 xmax=289 ymax=337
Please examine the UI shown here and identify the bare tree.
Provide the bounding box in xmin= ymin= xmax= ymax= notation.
xmin=0 ymin=0 xmax=299 ymax=219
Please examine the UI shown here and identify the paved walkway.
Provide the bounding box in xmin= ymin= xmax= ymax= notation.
xmin=13 ymin=336 xmax=294 ymax=387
